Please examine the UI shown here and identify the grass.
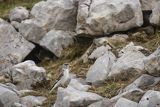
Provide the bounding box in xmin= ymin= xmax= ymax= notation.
xmin=0 ymin=0 xmax=41 ymax=18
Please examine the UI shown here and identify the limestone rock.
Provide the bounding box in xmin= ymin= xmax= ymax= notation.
xmin=86 ymin=51 xmax=116 ymax=84
xmin=0 ymin=19 xmax=35 ymax=73
xmin=9 ymin=6 xmax=29 ymax=22
xmin=10 ymin=60 xmax=46 ymax=90
xmin=138 ymin=90 xmax=160 ymax=107
xmin=150 ymin=1 xmax=160 ymax=25
xmin=40 ymin=30 xmax=74 ymax=57
xmin=114 ymin=98 xmax=138 ymax=107
xmin=76 ymin=0 xmax=143 ymax=36
xmin=31 ymin=0 xmax=77 ymax=31
xmin=53 ymin=87 xmax=103 ymax=107
xmin=0 ymin=84 xmax=19 ymax=107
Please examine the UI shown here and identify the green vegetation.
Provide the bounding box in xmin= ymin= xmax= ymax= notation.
xmin=0 ymin=0 xmax=41 ymax=18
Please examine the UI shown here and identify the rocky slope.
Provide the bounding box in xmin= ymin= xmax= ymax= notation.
xmin=0 ymin=0 xmax=160 ymax=107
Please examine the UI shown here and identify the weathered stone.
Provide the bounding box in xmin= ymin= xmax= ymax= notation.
xmin=18 ymin=22 xmax=46 ymax=44
xmin=0 ymin=19 xmax=35 ymax=73
xmin=140 ymin=0 xmax=157 ymax=10
xmin=114 ymin=98 xmax=138 ymax=107
xmin=86 ymin=51 xmax=116 ymax=84
xmin=31 ymin=0 xmax=77 ymax=31
xmin=138 ymin=90 xmax=160 ymax=107
xmin=10 ymin=60 xmax=46 ymax=90
xmin=89 ymin=45 xmax=111 ymax=60
xmin=144 ymin=47 xmax=160 ymax=76
xmin=150 ymin=1 xmax=160 ymax=25
xmin=0 ymin=84 xmax=19 ymax=107
xmin=76 ymin=0 xmax=143 ymax=36
xmin=9 ymin=6 xmax=29 ymax=22
xmin=40 ymin=30 xmax=74 ymax=57
xmin=108 ymin=43 xmax=146 ymax=77
xmin=53 ymin=87 xmax=103 ymax=107
xmin=122 ymin=74 xmax=160 ymax=92
xmin=20 ymin=95 xmax=46 ymax=107
xmin=67 ymin=78 xmax=91 ymax=91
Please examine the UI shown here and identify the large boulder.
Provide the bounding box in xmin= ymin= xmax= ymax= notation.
xmin=20 ymin=95 xmax=46 ymax=107
xmin=76 ymin=0 xmax=143 ymax=36
xmin=114 ymin=98 xmax=138 ymax=107
xmin=9 ymin=6 xmax=29 ymax=22
xmin=86 ymin=51 xmax=116 ymax=84
xmin=150 ymin=1 xmax=160 ymax=25
xmin=0 ymin=19 xmax=35 ymax=73
xmin=138 ymin=90 xmax=160 ymax=107
xmin=144 ymin=47 xmax=160 ymax=76
xmin=53 ymin=87 xmax=103 ymax=107
xmin=108 ymin=43 xmax=146 ymax=77
xmin=18 ymin=21 xmax=46 ymax=44
xmin=140 ymin=0 xmax=158 ymax=11
xmin=121 ymin=74 xmax=160 ymax=93
xmin=40 ymin=30 xmax=74 ymax=57
xmin=31 ymin=0 xmax=77 ymax=31
xmin=10 ymin=60 xmax=46 ymax=90
xmin=0 ymin=84 xmax=19 ymax=107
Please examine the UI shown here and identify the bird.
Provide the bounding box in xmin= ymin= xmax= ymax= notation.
xmin=50 ymin=63 xmax=70 ymax=93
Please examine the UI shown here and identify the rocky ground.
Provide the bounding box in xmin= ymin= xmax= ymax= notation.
xmin=0 ymin=0 xmax=160 ymax=107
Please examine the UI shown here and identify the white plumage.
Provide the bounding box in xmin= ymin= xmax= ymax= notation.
xmin=50 ymin=64 xmax=70 ymax=93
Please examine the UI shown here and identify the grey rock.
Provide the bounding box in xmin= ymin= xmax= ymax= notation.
xmin=31 ymin=0 xmax=77 ymax=31
xmin=140 ymin=0 xmax=157 ymax=10
xmin=67 ymin=78 xmax=91 ymax=91
xmin=108 ymin=43 xmax=146 ymax=77
xmin=144 ymin=47 xmax=160 ymax=76
xmin=9 ymin=6 xmax=29 ymax=22
xmin=76 ymin=0 xmax=143 ymax=36
xmin=150 ymin=1 xmax=160 ymax=25
xmin=88 ymin=99 xmax=114 ymax=107
xmin=53 ymin=87 xmax=103 ymax=107
xmin=20 ymin=95 xmax=46 ymax=107
xmin=89 ymin=45 xmax=111 ymax=60
xmin=138 ymin=90 xmax=160 ymax=107
xmin=0 ymin=84 xmax=19 ymax=107
xmin=18 ymin=22 xmax=46 ymax=44
xmin=10 ymin=60 xmax=46 ymax=90
xmin=86 ymin=51 xmax=116 ymax=84
xmin=0 ymin=19 xmax=35 ymax=73
xmin=114 ymin=98 xmax=138 ymax=107
xmin=122 ymin=74 xmax=160 ymax=93
xmin=40 ymin=30 xmax=74 ymax=57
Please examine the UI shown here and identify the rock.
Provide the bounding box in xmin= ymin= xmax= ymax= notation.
xmin=0 ymin=84 xmax=19 ymax=107
xmin=86 ymin=51 xmax=116 ymax=84
xmin=13 ymin=103 xmax=27 ymax=107
xmin=150 ymin=1 xmax=160 ymax=25
xmin=144 ymin=47 xmax=160 ymax=76
xmin=9 ymin=6 xmax=29 ymax=22
xmin=108 ymin=43 xmax=146 ymax=77
xmin=67 ymin=78 xmax=91 ymax=91
xmin=118 ymin=42 xmax=147 ymax=57
xmin=140 ymin=0 xmax=157 ymax=10
xmin=88 ymin=99 xmax=114 ymax=107
xmin=76 ymin=0 xmax=143 ymax=36
xmin=20 ymin=95 xmax=46 ymax=107
xmin=89 ymin=45 xmax=111 ymax=60
xmin=0 ymin=19 xmax=35 ymax=73
xmin=111 ymin=88 xmax=144 ymax=102
xmin=10 ymin=60 xmax=46 ymax=90
xmin=53 ymin=87 xmax=103 ymax=107
xmin=31 ymin=0 xmax=77 ymax=31
xmin=121 ymin=74 xmax=160 ymax=92
xmin=138 ymin=90 xmax=160 ymax=107
xmin=18 ymin=22 xmax=46 ymax=44
xmin=114 ymin=98 xmax=138 ymax=107
xmin=40 ymin=30 xmax=74 ymax=57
